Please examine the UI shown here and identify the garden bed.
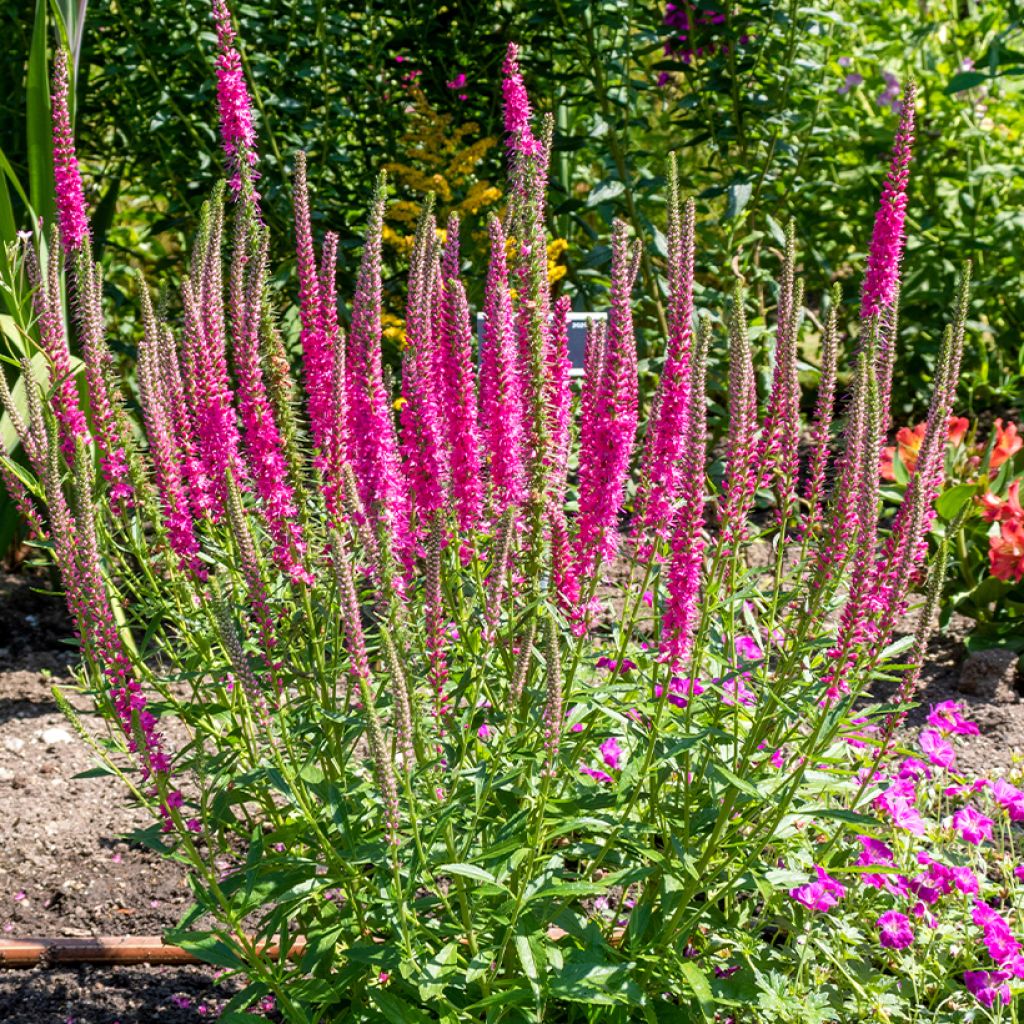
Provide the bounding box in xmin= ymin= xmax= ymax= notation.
xmin=0 ymin=573 xmax=243 ymax=1023
xmin=0 ymin=571 xmax=1021 ymax=1021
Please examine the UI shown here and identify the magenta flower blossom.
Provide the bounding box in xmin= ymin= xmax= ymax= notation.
xmin=973 ymin=901 xmax=1021 ymax=963
xmin=654 ymin=675 xmax=704 ymax=709
xmin=854 ymin=835 xmax=906 ymax=893
xmin=874 ymin=778 xmax=927 ymax=836
xmin=954 ymin=806 xmax=994 ymax=846
xmin=580 ymin=762 xmax=615 ymax=785
xmin=789 ymin=866 xmax=846 ymax=913
xmin=992 ymin=778 xmax=1024 ymax=822
xmin=211 ymin=0 xmax=259 ymax=194
xmin=951 ymin=866 xmax=979 ymax=895
xmin=722 ymin=675 xmax=756 ymax=707
xmin=734 ymin=635 xmax=763 ymax=662
xmin=50 ymin=49 xmax=89 ymax=252
xmin=964 ymin=970 xmax=1011 ymax=1009
xmin=877 ymin=910 xmax=914 ymax=950
xmin=918 ymin=728 xmax=956 ymax=770
xmin=860 ymin=81 xmax=916 ymax=323
xmin=926 ymin=700 xmax=979 ymax=736
xmin=600 ymin=737 xmax=624 ymax=772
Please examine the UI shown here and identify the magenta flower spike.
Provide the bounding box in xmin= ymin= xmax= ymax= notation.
xmin=292 ymin=152 xmax=333 ymax=458
xmin=346 ymin=174 xmax=409 ymax=552
xmin=23 ymin=238 xmax=89 ymax=458
xmin=480 ymin=215 xmax=527 ymax=514
xmin=574 ymin=221 xmax=640 ymax=583
xmin=717 ymin=285 xmax=759 ymax=549
xmin=318 ymin=231 xmax=348 ymax=515
xmin=399 ymin=211 xmax=448 ymax=528
xmin=138 ymin=326 xmax=202 ymax=576
xmin=501 ymin=43 xmax=540 ymax=158
xmin=861 ymin=81 xmax=916 ymax=417
xmin=75 ymin=259 xmax=134 ymax=511
xmin=660 ymin=318 xmax=708 ymax=671
xmin=230 ymin=223 xmax=310 ymax=583
xmin=50 ymin=48 xmax=89 ymax=253
xmin=441 ymin=277 xmax=484 ymax=535
xmin=754 ymin=227 xmax=802 ymax=514
xmin=546 ymin=295 xmax=573 ymax=505
xmin=634 ymin=176 xmax=696 ymax=554
xmin=861 ymin=82 xmax=916 ymax=324
xmin=211 ymin=0 xmax=259 ymax=196
xmin=44 ymin=440 xmax=180 ymax=822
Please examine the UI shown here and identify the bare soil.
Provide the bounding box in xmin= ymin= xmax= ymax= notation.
xmin=0 ymin=573 xmax=243 ymax=1023
xmin=0 ymin=571 xmax=1022 ymax=1022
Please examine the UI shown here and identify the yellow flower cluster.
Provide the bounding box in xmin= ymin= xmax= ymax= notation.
xmin=383 ymin=87 xmax=502 ymax=251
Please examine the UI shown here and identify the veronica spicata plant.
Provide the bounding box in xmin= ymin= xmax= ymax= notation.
xmin=5 ymin=7 xmax=1022 ymax=1022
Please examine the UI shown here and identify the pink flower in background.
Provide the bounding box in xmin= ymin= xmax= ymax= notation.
xmin=654 ymin=676 xmax=704 ymax=709
xmin=734 ymin=635 xmax=762 ymax=662
xmin=877 ymin=910 xmax=914 ymax=949
xmin=446 ymin=73 xmax=467 ymax=90
xmin=789 ymin=866 xmax=846 ymax=913
xmin=964 ymin=970 xmax=1011 ymax=1009
xmin=918 ymin=728 xmax=956 ymax=770
xmin=722 ymin=675 xmax=756 ymax=707
xmin=580 ymin=763 xmax=614 ymax=785
xmin=954 ymin=806 xmax=994 ymax=846
xmin=600 ymin=737 xmax=624 ymax=772
xmin=926 ymin=700 xmax=979 ymax=736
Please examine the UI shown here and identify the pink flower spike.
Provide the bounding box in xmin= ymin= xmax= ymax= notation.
xmin=211 ymin=0 xmax=259 ymax=195
xmin=861 ymin=81 xmax=915 ymax=323
xmin=50 ymin=49 xmax=90 ymax=252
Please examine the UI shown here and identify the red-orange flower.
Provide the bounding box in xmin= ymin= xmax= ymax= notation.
xmin=990 ymin=419 xmax=1022 ymax=471
xmin=990 ymin=519 xmax=1024 ymax=582
xmin=947 ymin=416 xmax=970 ymax=447
xmin=880 ymin=423 xmax=926 ymax=481
xmin=980 ymin=481 xmax=1024 ymax=524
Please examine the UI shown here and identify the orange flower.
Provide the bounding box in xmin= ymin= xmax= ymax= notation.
xmin=980 ymin=480 xmax=1024 ymax=524
xmin=990 ymin=419 xmax=1022 ymax=471
xmin=880 ymin=446 xmax=898 ymax=482
xmin=947 ymin=416 xmax=969 ymax=447
xmin=880 ymin=424 xmax=925 ymax=481
xmin=989 ymin=519 xmax=1024 ymax=582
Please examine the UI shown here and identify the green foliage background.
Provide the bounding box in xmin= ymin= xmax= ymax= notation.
xmin=2 ymin=0 xmax=1023 ymax=554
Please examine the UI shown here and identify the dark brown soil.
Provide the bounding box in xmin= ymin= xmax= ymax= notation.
xmin=0 ymin=573 xmax=243 ymax=1023
xmin=1 ymin=572 xmax=1022 ymax=1022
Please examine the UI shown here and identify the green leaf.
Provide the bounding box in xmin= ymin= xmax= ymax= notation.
xmin=367 ymin=990 xmax=435 ymax=1024
xmin=26 ymin=0 xmax=56 ymax=230
xmin=936 ymin=483 xmax=977 ymax=521
xmin=725 ymin=181 xmax=753 ymax=220
xmin=437 ymin=862 xmax=503 ymax=888
xmin=707 ymin=762 xmax=760 ymax=800
xmin=163 ymin=930 xmax=245 ymax=970
xmin=680 ymin=961 xmax=715 ymax=1020
xmin=586 ymin=180 xmax=626 ymax=207
xmin=946 ymin=70 xmax=988 ymax=93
